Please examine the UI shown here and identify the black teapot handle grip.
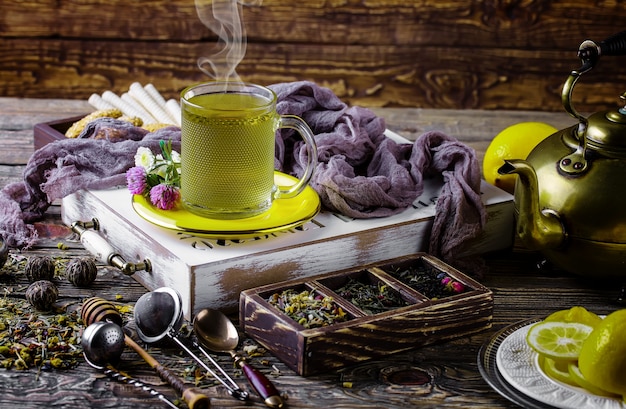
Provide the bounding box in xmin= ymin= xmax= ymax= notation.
xmin=598 ymin=30 xmax=626 ymax=56
xmin=577 ymin=31 xmax=626 ymax=71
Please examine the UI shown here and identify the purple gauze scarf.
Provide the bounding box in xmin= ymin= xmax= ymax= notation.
xmin=0 ymin=81 xmax=486 ymax=271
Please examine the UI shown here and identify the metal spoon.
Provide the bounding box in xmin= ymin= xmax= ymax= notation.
xmin=133 ymin=287 xmax=249 ymax=401
xmin=81 ymin=321 xmax=178 ymax=409
xmin=194 ymin=308 xmax=284 ymax=409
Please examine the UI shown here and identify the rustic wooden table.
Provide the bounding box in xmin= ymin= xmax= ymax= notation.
xmin=0 ymin=97 xmax=622 ymax=409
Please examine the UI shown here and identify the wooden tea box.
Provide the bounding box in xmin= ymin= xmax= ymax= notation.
xmin=33 ymin=115 xmax=86 ymax=150
xmin=240 ymin=253 xmax=493 ymax=376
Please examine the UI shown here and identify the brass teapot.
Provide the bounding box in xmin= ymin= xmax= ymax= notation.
xmin=499 ymin=31 xmax=626 ymax=278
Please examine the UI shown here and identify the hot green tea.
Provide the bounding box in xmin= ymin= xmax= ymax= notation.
xmin=180 ymin=82 xmax=317 ymax=220
xmin=181 ymin=92 xmax=278 ymax=218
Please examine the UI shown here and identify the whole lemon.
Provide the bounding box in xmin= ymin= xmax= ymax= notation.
xmin=483 ymin=122 xmax=557 ymax=194
xmin=578 ymin=309 xmax=626 ymax=398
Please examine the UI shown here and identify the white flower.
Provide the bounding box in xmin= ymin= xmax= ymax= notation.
xmin=153 ymin=162 xmax=168 ymax=178
xmin=135 ymin=147 xmax=156 ymax=170
xmin=171 ymin=150 xmax=181 ymax=164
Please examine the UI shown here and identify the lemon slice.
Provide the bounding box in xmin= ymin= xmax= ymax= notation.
xmin=544 ymin=306 xmax=602 ymax=329
xmin=526 ymin=321 xmax=593 ymax=362
xmin=568 ymin=362 xmax=621 ymax=398
xmin=540 ymin=356 xmax=579 ymax=387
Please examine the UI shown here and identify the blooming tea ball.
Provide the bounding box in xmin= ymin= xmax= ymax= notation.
xmin=26 ymin=280 xmax=58 ymax=311
xmin=25 ymin=256 xmax=56 ymax=282
xmin=66 ymin=257 xmax=98 ymax=287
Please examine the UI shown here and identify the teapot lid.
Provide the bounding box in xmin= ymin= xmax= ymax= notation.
xmin=584 ymin=93 xmax=626 ymax=154
xmin=606 ymin=92 xmax=626 ymax=124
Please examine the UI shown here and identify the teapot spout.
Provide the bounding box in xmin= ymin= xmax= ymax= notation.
xmin=498 ymin=159 xmax=566 ymax=250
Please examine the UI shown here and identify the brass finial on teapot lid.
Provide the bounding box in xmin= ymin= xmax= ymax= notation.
xmin=606 ymin=92 xmax=626 ymax=124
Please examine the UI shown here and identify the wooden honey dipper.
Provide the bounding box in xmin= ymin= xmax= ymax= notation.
xmin=81 ymin=297 xmax=210 ymax=409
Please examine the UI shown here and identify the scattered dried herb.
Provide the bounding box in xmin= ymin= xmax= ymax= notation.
xmin=169 ymin=324 xmax=241 ymax=388
xmin=1 ymin=254 xmax=28 ymax=277
xmin=0 ymin=253 xmax=118 ymax=374
xmin=0 ymin=296 xmax=82 ymax=371
xmin=1 ymin=254 xmax=70 ymax=281
xmin=267 ymin=288 xmax=348 ymax=328
xmin=335 ymin=276 xmax=409 ymax=315
xmin=386 ymin=263 xmax=468 ymax=300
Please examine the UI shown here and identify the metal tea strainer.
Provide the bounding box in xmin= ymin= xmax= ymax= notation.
xmin=81 ymin=321 xmax=125 ymax=367
xmin=81 ymin=321 xmax=178 ymax=408
xmin=134 ymin=287 xmax=249 ymax=401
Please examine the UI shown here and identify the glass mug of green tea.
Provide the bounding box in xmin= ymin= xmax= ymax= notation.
xmin=180 ymin=82 xmax=317 ymax=219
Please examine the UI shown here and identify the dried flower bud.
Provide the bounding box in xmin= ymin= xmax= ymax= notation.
xmin=25 ymin=280 xmax=58 ymax=311
xmin=66 ymin=257 xmax=98 ymax=287
xmin=24 ymin=256 xmax=56 ymax=282
xmin=450 ymin=281 xmax=465 ymax=293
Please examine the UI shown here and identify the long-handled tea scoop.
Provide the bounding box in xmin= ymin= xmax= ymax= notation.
xmin=133 ymin=287 xmax=249 ymax=401
xmin=194 ymin=308 xmax=284 ymax=409
xmin=81 ymin=321 xmax=178 ymax=409
xmin=81 ymin=297 xmax=210 ymax=409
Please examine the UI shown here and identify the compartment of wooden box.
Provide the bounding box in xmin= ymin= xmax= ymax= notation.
xmin=33 ymin=116 xmax=85 ymax=150
xmin=239 ymin=253 xmax=493 ymax=376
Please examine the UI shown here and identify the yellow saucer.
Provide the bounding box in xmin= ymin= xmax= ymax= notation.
xmin=132 ymin=172 xmax=321 ymax=239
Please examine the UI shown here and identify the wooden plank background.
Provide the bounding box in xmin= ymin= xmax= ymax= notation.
xmin=0 ymin=0 xmax=625 ymax=112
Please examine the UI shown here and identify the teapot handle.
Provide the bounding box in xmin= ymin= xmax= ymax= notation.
xmin=563 ymin=31 xmax=626 ymax=120
xmin=560 ymin=31 xmax=626 ymax=174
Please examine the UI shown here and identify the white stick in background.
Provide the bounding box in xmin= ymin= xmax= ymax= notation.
xmin=131 ymin=82 xmax=177 ymax=125
xmin=121 ymin=93 xmax=157 ymax=124
xmin=165 ymin=99 xmax=182 ymax=126
xmin=143 ymin=83 xmax=168 ymax=107
xmin=88 ymin=93 xmax=117 ymax=111
xmin=101 ymin=90 xmax=152 ymax=123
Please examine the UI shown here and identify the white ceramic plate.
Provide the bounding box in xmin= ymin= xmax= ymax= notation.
xmin=479 ymin=319 xmax=624 ymax=409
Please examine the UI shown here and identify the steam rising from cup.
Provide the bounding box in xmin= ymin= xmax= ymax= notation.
xmin=195 ymin=0 xmax=262 ymax=82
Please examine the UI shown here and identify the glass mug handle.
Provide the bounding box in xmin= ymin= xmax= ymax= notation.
xmin=274 ymin=115 xmax=318 ymax=200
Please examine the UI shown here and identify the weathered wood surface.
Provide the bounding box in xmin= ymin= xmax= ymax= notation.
xmin=0 ymin=97 xmax=622 ymax=408
xmin=1 ymin=0 xmax=626 ymax=112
